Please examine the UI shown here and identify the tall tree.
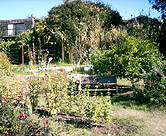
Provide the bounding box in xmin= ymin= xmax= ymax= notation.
xmin=46 ymin=0 xmax=123 ymax=62
xmin=149 ymin=0 xmax=166 ymax=21
xmin=149 ymin=0 xmax=166 ymax=56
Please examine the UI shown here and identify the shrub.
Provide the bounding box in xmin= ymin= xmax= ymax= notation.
xmin=0 ymin=52 xmax=11 ymax=77
xmin=90 ymin=36 xmax=164 ymax=84
xmin=133 ymin=61 xmax=166 ymax=105
xmin=27 ymin=71 xmax=75 ymax=115
xmin=0 ymin=77 xmax=51 ymax=135
xmin=27 ymin=71 xmax=112 ymax=123
xmin=57 ymin=92 xmax=112 ymax=123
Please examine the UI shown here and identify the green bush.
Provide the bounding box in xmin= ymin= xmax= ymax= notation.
xmin=0 ymin=52 xmax=11 ymax=76
xmin=133 ymin=61 xmax=166 ymax=105
xmin=57 ymin=92 xmax=112 ymax=123
xmin=0 ymin=79 xmax=51 ymax=135
xmin=26 ymin=70 xmax=112 ymax=123
xmin=90 ymin=36 xmax=164 ymax=84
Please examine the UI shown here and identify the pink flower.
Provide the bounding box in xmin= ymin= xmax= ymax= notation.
xmin=48 ymin=62 xmax=51 ymax=65
xmin=54 ymin=65 xmax=57 ymax=67
xmin=92 ymin=96 xmax=97 ymax=98
xmin=102 ymin=100 xmax=104 ymax=103
xmin=12 ymin=73 xmax=15 ymax=76
xmin=160 ymin=72 xmax=164 ymax=76
xmin=149 ymin=84 xmax=152 ymax=88
xmin=4 ymin=98 xmax=7 ymax=101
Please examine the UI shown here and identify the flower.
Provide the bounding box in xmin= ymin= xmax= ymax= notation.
xmin=47 ymin=51 xmax=49 ymax=54
xmin=9 ymin=89 xmax=12 ymax=92
xmin=12 ymin=73 xmax=15 ymax=76
xmin=20 ymin=112 xmax=25 ymax=118
xmin=61 ymin=68 xmax=64 ymax=72
xmin=20 ymin=64 xmax=22 ymax=66
xmin=45 ymin=73 xmax=48 ymax=76
xmin=42 ymin=77 xmax=45 ymax=81
xmin=45 ymin=121 xmax=48 ymax=124
xmin=154 ymin=72 xmax=157 ymax=76
xmin=38 ymin=120 xmax=40 ymax=123
xmin=92 ymin=96 xmax=97 ymax=98
xmin=149 ymin=84 xmax=152 ymax=88
xmin=4 ymin=98 xmax=7 ymax=101
xmin=48 ymin=62 xmax=51 ymax=65
xmin=54 ymin=65 xmax=57 ymax=67
xmin=160 ymin=72 xmax=164 ymax=76
xmin=102 ymin=100 xmax=104 ymax=103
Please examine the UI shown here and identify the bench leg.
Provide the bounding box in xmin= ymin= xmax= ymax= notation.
xmin=116 ymin=83 xmax=118 ymax=93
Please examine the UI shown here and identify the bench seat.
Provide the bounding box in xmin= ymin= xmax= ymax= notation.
xmin=79 ymin=76 xmax=118 ymax=93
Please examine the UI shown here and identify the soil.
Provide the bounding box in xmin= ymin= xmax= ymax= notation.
xmin=40 ymin=112 xmax=137 ymax=136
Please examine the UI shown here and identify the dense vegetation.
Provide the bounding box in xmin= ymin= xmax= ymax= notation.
xmin=0 ymin=0 xmax=166 ymax=135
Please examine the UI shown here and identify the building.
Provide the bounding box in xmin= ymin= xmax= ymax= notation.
xmin=0 ymin=18 xmax=39 ymax=41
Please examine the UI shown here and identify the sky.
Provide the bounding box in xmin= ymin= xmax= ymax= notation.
xmin=0 ymin=0 xmax=161 ymax=20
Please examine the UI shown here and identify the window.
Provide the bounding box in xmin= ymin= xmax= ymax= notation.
xmin=14 ymin=23 xmax=24 ymax=35
xmin=8 ymin=24 xmax=14 ymax=36
xmin=8 ymin=23 xmax=24 ymax=36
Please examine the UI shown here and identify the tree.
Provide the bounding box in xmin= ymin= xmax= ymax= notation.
xmin=90 ymin=37 xmax=164 ymax=84
xmin=125 ymin=15 xmax=162 ymax=42
xmin=46 ymin=0 xmax=123 ymax=62
xmin=149 ymin=0 xmax=166 ymax=21
xmin=149 ymin=0 xmax=166 ymax=56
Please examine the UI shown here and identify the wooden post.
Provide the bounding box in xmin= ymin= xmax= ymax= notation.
xmin=62 ymin=39 xmax=64 ymax=63
xmin=22 ymin=43 xmax=24 ymax=64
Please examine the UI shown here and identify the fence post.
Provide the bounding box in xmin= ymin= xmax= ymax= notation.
xmin=22 ymin=43 xmax=24 ymax=64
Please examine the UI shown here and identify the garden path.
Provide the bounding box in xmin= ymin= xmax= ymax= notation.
xmin=112 ymin=105 xmax=166 ymax=136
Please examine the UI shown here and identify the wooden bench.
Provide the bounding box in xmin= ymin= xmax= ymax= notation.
xmin=78 ymin=76 xmax=118 ymax=93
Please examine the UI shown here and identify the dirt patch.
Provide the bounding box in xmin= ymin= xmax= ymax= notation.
xmin=91 ymin=121 xmax=136 ymax=136
xmin=54 ymin=113 xmax=137 ymax=136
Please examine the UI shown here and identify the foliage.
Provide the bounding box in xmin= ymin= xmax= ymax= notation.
xmin=90 ymin=37 xmax=164 ymax=83
xmin=133 ymin=61 xmax=166 ymax=105
xmin=0 ymin=78 xmax=51 ymax=135
xmin=25 ymin=70 xmax=112 ymax=123
xmin=125 ymin=15 xmax=162 ymax=42
xmin=26 ymin=71 xmax=75 ymax=114
xmin=0 ymin=52 xmax=11 ymax=76
xmin=149 ymin=0 xmax=166 ymax=21
xmin=58 ymin=92 xmax=112 ymax=123
xmin=46 ymin=0 xmax=123 ymax=63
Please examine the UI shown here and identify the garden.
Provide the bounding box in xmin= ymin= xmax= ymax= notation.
xmin=0 ymin=0 xmax=166 ymax=135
